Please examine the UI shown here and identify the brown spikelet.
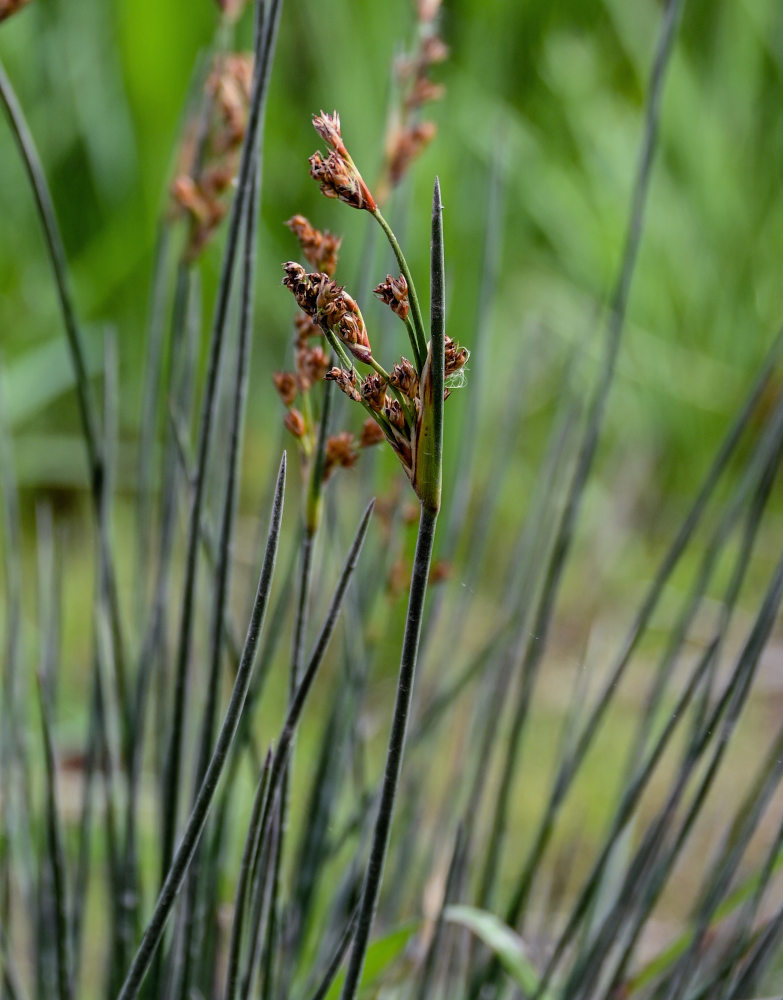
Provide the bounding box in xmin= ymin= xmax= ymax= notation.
xmin=374 ymin=274 xmax=410 ymax=321
xmin=283 ymin=408 xmax=307 ymax=439
xmin=286 ymin=214 xmax=342 ymax=276
xmin=325 ymin=367 xmax=362 ymax=403
xmin=273 ymin=372 xmax=298 ymax=407
xmin=359 ymin=418 xmax=386 ymax=448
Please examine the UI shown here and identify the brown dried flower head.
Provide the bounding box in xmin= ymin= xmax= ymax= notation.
xmin=283 ymin=408 xmax=307 ymax=439
xmin=325 ymin=366 xmax=362 ymax=403
xmin=359 ymin=418 xmax=386 ymax=448
xmin=387 ymin=121 xmax=437 ymax=188
xmin=389 ymin=357 xmax=419 ymax=399
xmin=324 ymin=432 xmax=359 ymax=480
xmin=294 ymin=311 xmax=321 ymax=344
xmin=282 ymin=263 xmax=372 ymax=364
xmin=374 ymin=274 xmax=410 ymax=321
xmin=445 ymin=336 xmax=469 ymax=379
xmin=361 ymin=373 xmax=388 ymax=413
xmin=286 ymin=214 xmax=342 ymax=276
xmin=0 ymin=0 xmax=32 ymax=21
xmin=296 ymin=342 xmax=330 ymax=390
xmin=273 ymin=371 xmax=298 ymax=407
xmin=309 ymin=111 xmax=377 ymax=212
xmin=171 ymin=52 xmax=253 ymax=259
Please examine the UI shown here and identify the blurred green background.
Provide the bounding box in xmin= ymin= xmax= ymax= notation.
xmin=4 ymin=0 xmax=783 ymax=722
xmin=3 ymin=0 xmax=783 ymax=496
xmin=4 ymin=1 xmax=783 ymax=984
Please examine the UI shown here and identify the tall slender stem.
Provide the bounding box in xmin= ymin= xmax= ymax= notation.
xmin=373 ymin=209 xmax=427 ymax=370
xmin=339 ymin=503 xmax=438 ymax=1000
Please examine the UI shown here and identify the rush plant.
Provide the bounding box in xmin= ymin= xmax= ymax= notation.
xmin=3 ymin=1 xmax=783 ymax=1000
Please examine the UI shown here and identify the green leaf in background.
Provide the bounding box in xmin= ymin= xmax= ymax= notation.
xmin=1 ymin=333 xmax=101 ymax=429
xmin=323 ymin=922 xmax=418 ymax=1000
xmin=444 ymin=904 xmax=551 ymax=998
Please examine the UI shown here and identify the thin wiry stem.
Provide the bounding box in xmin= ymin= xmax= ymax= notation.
xmin=159 ymin=0 xmax=284 ymax=886
xmin=305 ymin=909 xmax=358 ymax=1000
xmin=114 ymin=454 xmax=286 ymax=1000
xmin=224 ymin=752 xmax=273 ymax=1000
xmin=472 ymin=0 xmax=686 ymax=962
xmin=174 ymin=164 xmax=260 ymax=1000
xmin=36 ymin=672 xmax=72 ymax=1000
xmin=373 ymin=208 xmax=427 ymax=370
xmin=339 ymin=181 xmax=445 ymax=1000
xmin=339 ymin=504 xmax=437 ymax=1000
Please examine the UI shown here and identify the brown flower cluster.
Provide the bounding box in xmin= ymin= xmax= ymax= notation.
xmin=282 ymin=262 xmax=372 ymax=365
xmin=0 ymin=0 xmax=32 ymax=22
xmin=376 ymin=1 xmax=448 ymax=203
xmin=275 ymin=221 xmax=384 ymax=477
xmin=171 ymin=53 xmax=253 ymax=260
xmin=308 ymin=111 xmax=377 ymax=213
xmin=374 ymin=274 xmax=410 ymax=321
xmin=286 ymin=215 xmax=342 ymax=276
xmin=325 ymin=332 xmax=468 ymax=486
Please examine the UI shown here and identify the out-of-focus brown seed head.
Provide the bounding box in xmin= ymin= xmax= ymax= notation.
xmin=387 ymin=121 xmax=437 ymax=188
xmin=0 ymin=0 xmax=32 ymax=22
xmin=359 ymin=418 xmax=386 ymax=448
xmin=283 ymin=408 xmax=307 ymax=439
xmin=296 ymin=342 xmax=330 ymax=390
xmin=214 ymin=0 xmax=247 ymax=21
xmin=286 ymin=214 xmax=342 ymax=276
xmin=171 ymin=52 xmax=253 ymax=259
xmin=294 ymin=311 xmax=322 ymax=344
xmin=273 ymin=371 xmax=298 ymax=407
xmin=324 ymin=432 xmax=359 ymax=480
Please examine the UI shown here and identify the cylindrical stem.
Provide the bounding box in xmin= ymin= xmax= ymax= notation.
xmin=373 ymin=209 xmax=427 ymax=370
xmin=339 ymin=502 xmax=438 ymax=1000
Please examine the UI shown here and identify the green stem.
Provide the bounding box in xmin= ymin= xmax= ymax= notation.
xmin=338 ymin=503 xmax=438 ymax=1000
xmin=339 ymin=178 xmax=446 ymax=1000
xmin=115 ymin=455 xmax=286 ymax=1000
xmin=373 ymin=209 xmax=427 ymax=371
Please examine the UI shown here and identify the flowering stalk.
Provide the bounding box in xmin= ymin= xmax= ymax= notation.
xmin=339 ymin=178 xmax=446 ymax=1000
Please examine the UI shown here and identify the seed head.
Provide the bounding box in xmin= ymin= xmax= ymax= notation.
xmin=325 ymin=367 xmax=362 ymax=403
xmin=284 ymin=408 xmax=307 ymax=439
xmin=286 ymin=214 xmax=342 ymax=276
xmin=445 ymin=336 xmax=469 ymax=379
xmin=294 ymin=311 xmax=321 ymax=343
xmin=324 ymin=432 xmax=359 ymax=480
xmin=309 ymin=111 xmax=377 ymax=212
xmin=296 ymin=342 xmax=330 ymax=390
xmin=312 ymin=111 xmax=345 ymax=154
xmin=374 ymin=274 xmax=410 ymax=321
xmin=359 ymin=418 xmax=386 ymax=448
xmin=273 ymin=371 xmax=298 ymax=407
xmin=389 ymin=357 xmax=419 ymax=399
xmin=171 ymin=52 xmax=253 ymax=259
xmin=387 ymin=122 xmax=437 ymax=187
xmin=361 ymin=373 xmax=388 ymax=413
xmin=282 ymin=264 xmax=372 ymax=364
